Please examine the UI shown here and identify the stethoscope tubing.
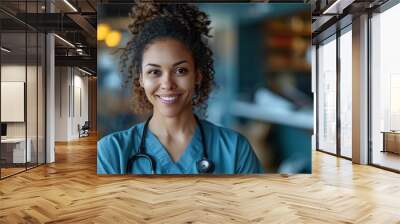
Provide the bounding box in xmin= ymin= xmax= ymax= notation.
xmin=126 ymin=114 xmax=213 ymax=174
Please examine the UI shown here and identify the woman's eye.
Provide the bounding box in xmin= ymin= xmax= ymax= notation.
xmin=176 ymin=67 xmax=188 ymax=75
xmin=147 ymin=70 xmax=161 ymax=76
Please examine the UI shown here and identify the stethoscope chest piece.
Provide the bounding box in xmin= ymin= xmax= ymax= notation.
xmin=197 ymin=158 xmax=214 ymax=174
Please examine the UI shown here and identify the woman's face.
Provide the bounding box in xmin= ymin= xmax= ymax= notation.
xmin=140 ymin=38 xmax=201 ymax=118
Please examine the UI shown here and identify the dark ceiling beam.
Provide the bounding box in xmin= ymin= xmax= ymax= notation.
xmin=66 ymin=13 xmax=96 ymax=46
xmin=322 ymin=0 xmax=356 ymax=14
xmin=1 ymin=12 xmax=96 ymax=47
xmin=1 ymin=13 xmax=82 ymax=32
xmin=86 ymin=0 xmax=96 ymax=12
xmin=0 ymin=8 xmax=38 ymax=31
xmin=311 ymin=0 xmax=356 ymax=34
xmin=55 ymin=55 xmax=96 ymax=71
xmin=55 ymin=47 xmax=97 ymax=57
xmin=57 ymin=0 xmax=97 ymax=46
xmin=312 ymin=15 xmax=335 ymax=33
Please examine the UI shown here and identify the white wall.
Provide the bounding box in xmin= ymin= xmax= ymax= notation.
xmin=55 ymin=67 xmax=89 ymax=141
xmin=55 ymin=67 xmax=69 ymax=141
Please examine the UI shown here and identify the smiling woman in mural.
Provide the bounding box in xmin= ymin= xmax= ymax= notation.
xmin=97 ymin=2 xmax=264 ymax=174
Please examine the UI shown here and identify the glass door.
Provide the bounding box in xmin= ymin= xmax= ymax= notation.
xmin=339 ymin=26 xmax=352 ymax=159
xmin=317 ymin=35 xmax=337 ymax=154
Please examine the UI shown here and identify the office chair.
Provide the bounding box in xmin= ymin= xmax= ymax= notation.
xmin=78 ymin=121 xmax=90 ymax=138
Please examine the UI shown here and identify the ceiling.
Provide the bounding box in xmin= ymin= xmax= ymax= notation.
xmin=0 ymin=0 xmax=97 ymax=74
xmin=309 ymin=0 xmax=389 ymax=42
xmin=1 ymin=0 xmax=393 ymax=74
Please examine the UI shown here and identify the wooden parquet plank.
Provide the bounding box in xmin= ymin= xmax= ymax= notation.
xmin=1 ymin=134 xmax=400 ymax=223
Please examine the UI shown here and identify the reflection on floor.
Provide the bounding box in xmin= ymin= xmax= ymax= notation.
xmin=0 ymin=163 xmax=41 ymax=178
xmin=0 ymin=167 xmax=25 ymax=178
xmin=373 ymin=150 xmax=400 ymax=171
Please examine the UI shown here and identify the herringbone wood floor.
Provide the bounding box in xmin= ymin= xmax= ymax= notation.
xmin=1 ymin=134 xmax=400 ymax=223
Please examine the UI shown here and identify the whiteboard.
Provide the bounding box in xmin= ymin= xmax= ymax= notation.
xmin=1 ymin=82 xmax=25 ymax=122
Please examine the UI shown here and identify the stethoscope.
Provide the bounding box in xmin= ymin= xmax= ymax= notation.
xmin=126 ymin=115 xmax=214 ymax=174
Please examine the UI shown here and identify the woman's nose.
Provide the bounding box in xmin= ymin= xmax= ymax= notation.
xmin=160 ymin=73 xmax=176 ymax=90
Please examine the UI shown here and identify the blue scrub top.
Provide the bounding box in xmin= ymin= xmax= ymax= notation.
xmin=97 ymin=119 xmax=264 ymax=174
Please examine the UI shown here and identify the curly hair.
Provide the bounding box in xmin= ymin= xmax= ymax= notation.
xmin=119 ymin=1 xmax=215 ymax=117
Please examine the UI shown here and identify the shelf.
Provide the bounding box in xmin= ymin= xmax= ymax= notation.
xmin=230 ymin=101 xmax=313 ymax=130
xmin=262 ymin=12 xmax=311 ymax=75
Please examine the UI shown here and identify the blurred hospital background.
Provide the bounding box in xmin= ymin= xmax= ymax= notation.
xmin=97 ymin=3 xmax=312 ymax=174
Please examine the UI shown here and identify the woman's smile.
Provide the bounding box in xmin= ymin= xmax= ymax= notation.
xmin=156 ymin=93 xmax=183 ymax=105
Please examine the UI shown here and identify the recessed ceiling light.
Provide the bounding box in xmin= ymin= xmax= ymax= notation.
xmin=63 ymin=0 xmax=78 ymax=12
xmin=322 ymin=0 xmax=354 ymax=15
xmin=1 ymin=47 xmax=11 ymax=53
xmin=54 ymin=34 xmax=75 ymax=48
xmin=78 ymin=67 xmax=92 ymax=76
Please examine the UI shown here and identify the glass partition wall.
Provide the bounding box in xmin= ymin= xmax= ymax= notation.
xmin=316 ymin=25 xmax=353 ymax=159
xmin=317 ymin=35 xmax=337 ymax=155
xmin=339 ymin=26 xmax=352 ymax=159
xmin=0 ymin=1 xmax=46 ymax=179
xmin=1 ymin=31 xmax=27 ymax=177
xmin=316 ymin=0 xmax=400 ymax=172
xmin=370 ymin=2 xmax=400 ymax=171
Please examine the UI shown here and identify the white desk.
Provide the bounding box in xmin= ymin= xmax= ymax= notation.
xmin=1 ymin=138 xmax=31 ymax=163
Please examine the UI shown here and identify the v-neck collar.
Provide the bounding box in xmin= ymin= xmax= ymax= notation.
xmin=142 ymin=121 xmax=203 ymax=173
